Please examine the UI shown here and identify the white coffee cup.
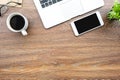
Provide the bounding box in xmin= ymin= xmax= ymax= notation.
xmin=6 ymin=12 xmax=28 ymax=36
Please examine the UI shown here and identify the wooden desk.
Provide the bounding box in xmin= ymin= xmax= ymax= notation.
xmin=0 ymin=0 xmax=120 ymax=79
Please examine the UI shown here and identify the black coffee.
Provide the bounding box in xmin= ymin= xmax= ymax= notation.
xmin=10 ymin=15 xmax=25 ymax=30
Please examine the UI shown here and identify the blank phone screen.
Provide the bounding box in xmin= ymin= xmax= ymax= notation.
xmin=74 ymin=13 xmax=101 ymax=34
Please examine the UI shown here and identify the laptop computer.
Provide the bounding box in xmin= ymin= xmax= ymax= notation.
xmin=33 ymin=0 xmax=104 ymax=29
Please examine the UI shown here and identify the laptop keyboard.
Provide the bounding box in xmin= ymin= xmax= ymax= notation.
xmin=40 ymin=0 xmax=62 ymax=8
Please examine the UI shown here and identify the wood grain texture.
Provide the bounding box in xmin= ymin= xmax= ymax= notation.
xmin=0 ymin=0 xmax=120 ymax=80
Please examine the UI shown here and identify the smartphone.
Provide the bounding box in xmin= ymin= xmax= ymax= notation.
xmin=71 ymin=11 xmax=104 ymax=36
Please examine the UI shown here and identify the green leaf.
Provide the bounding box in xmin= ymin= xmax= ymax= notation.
xmin=107 ymin=0 xmax=120 ymax=21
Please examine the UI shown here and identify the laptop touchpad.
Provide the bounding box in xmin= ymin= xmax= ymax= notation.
xmin=60 ymin=0 xmax=84 ymax=19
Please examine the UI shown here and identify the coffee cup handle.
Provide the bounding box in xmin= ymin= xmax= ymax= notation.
xmin=21 ymin=30 xmax=28 ymax=36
